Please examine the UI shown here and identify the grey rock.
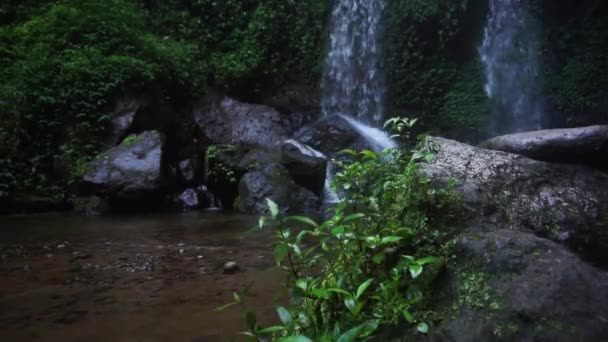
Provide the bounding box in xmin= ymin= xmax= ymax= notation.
xmin=438 ymin=229 xmax=608 ymax=342
xmin=105 ymin=97 xmax=145 ymax=146
xmin=194 ymin=95 xmax=287 ymax=147
xmin=176 ymin=188 xmax=200 ymax=210
xmin=419 ymin=136 xmax=608 ymax=266
xmin=293 ymin=115 xmax=366 ymax=154
xmin=81 ymin=131 xmax=165 ymax=205
xmin=223 ymin=261 xmax=239 ymax=274
xmin=479 ymin=125 xmax=608 ymax=170
xmin=280 ymin=140 xmax=327 ymax=195
xmin=178 ymin=159 xmax=196 ymax=184
xmin=73 ymin=196 xmax=110 ymax=216
xmin=234 ymin=163 xmax=320 ymax=215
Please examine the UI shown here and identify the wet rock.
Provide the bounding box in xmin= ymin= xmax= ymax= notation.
xmin=223 ymin=261 xmax=239 ymax=274
xmin=280 ymin=140 xmax=327 ymax=195
xmin=234 ymin=163 xmax=320 ymax=215
xmin=176 ymin=188 xmax=200 ymax=210
xmin=105 ymin=97 xmax=145 ymax=146
xmin=80 ymin=131 xmax=165 ymax=207
xmin=194 ymin=94 xmax=287 ymax=148
xmin=73 ymin=196 xmax=110 ymax=216
xmin=437 ymin=229 xmax=608 ymax=342
xmin=293 ymin=115 xmax=360 ymax=154
xmin=178 ymin=159 xmax=197 ymax=184
xmin=196 ymin=185 xmax=219 ymax=208
xmin=419 ymin=136 xmax=608 ymax=267
xmin=479 ymin=125 xmax=608 ymax=170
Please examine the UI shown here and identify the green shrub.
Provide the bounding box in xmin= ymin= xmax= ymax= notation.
xmin=221 ymin=135 xmax=462 ymax=340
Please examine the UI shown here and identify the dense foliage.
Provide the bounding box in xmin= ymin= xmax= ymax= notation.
xmin=0 ymin=0 xmax=328 ymax=201
xmin=222 ymin=130 xmax=463 ymax=340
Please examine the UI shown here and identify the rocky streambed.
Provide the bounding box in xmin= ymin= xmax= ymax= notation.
xmin=0 ymin=212 xmax=282 ymax=341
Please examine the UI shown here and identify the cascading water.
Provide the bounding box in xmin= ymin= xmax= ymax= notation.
xmin=480 ymin=0 xmax=544 ymax=133
xmin=321 ymin=0 xmax=386 ymax=124
xmin=320 ymin=0 xmax=393 ymax=203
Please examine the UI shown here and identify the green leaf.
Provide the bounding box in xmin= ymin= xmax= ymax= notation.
xmin=372 ymin=253 xmax=385 ymax=264
xmin=359 ymin=149 xmax=378 ymax=160
xmin=258 ymin=216 xmax=266 ymax=230
xmin=356 ymin=279 xmax=373 ymax=300
xmin=285 ymin=216 xmax=318 ymax=227
xmin=295 ymin=279 xmax=308 ymax=292
xmin=380 ymin=236 xmax=403 ymax=245
xmin=331 ymin=225 xmax=345 ymax=236
xmin=277 ymin=306 xmax=292 ymax=324
xmin=266 ymin=198 xmax=279 ymax=218
xmin=257 ymin=325 xmax=284 ymax=334
xmin=213 ymin=301 xmax=238 ymax=312
xmin=409 ymin=264 xmax=423 ymax=279
xmin=416 ymin=256 xmax=442 ymax=265
xmin=277 ymin=336 xmax=312 ymax=342
xmin=327 ymin=288 xmax=351 ymax=296
xmin=274 ymin=244 xmax=289 ymax=264
xmin=339 ymin=149 xmax=358 ymax=156
xmin=342 ymin=213 xmax=365 ymax=223
xmin=417 ymin=322 xmax=429 ymax=334
xmin=403 ymin=309 xmax=414 ymax=323
xmin=344 ymin=298 xmax=356 ymax=313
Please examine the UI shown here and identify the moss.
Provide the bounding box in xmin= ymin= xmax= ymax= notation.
xmin=121 ymin=134 xmax=143 ymax=147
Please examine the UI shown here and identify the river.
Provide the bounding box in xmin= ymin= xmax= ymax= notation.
xmin=0 ymin=212 xmax=282 ymax=341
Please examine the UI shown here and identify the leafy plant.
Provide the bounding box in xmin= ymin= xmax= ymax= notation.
xmin=221 ymin=132 xmax=462 ymax=340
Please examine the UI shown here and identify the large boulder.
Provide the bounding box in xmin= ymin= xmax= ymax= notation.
xmin=293 ymin=115 xmax=366 ymax=154
xmin=479 ymin=125 xmax=608 ymax=170
xmin=234 ymin=163 xmax=320 ymax=215
xmin=80 ymin=131 xmax=165 ymax=206
xmin=436 ymin=229 xmax=608 ymax=342
xmin=419 ymin=136 xmax=608 ymax=266
xmin=193 ymin=95 xmax=288 ymax=147
xmin=280 ymin=140 xmax=327 ymax=195
xmin=104 ymin=97 xmax=145 ymax=146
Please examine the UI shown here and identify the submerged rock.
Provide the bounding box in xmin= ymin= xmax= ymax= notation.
xmin=80 ymin=131 xmax=165 ymax=207
xmin=73 ymin=196 xmax=110 ymax=216
xmin=479 ymin=125 xmax=608 ymax=170
xmin=234 ymin=163 xmax=320 ymax=215
xmin=438 ymin=229 xmax=608 ymax=342
xmin=419 ymin=136 xmax=608 ymax=267
xmin=178 ymin=159 xmax=197 ymax=184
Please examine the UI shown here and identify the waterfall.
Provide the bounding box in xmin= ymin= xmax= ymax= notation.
xmin=319 ymin=0 xmax=393 ymax=204
xmin=480 ymin=0 xmax=544 ymax=133
xmin=321 ymin=0 xmax=386 ymax=124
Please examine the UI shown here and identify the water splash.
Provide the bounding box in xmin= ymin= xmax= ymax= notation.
xmin=339 ymin=115 xmax=396 ymax=152
xmin=321 ymin=0 xmax=386 ymax=124
xmin=480 ymin=0 xmax=544 ymax=133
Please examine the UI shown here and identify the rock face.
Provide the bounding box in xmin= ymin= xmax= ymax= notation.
xmin=419 ymin=136 xmax=608 ymax=266
xmin=265 ymin=84 xmax=320 ymax=114
xmin=81 ymin=131 xmax=165 ymax=206
xmin=73 ymin=196 xmax=110 ymax=216
xmin=105 ymin=97 xmax=145 ymax=146
xmin=438 ymin=229 xmax=608 ymax=342
xmin=176 ymin=188 xmax=200 ymax=209
xmin=193 ymin=95 xmax=287 ymax=147
xmin=479 ymin=125 xmax=608 ymax=170
xmin=293 ymin=115 xmax=367 ymax=154
xmin=280 ymin=140 xmax=327 ymax=195
xmin=178 ymin=159 xmax=197 ymax=184
xmin=234 ymin=163 xmax=319 ymax=215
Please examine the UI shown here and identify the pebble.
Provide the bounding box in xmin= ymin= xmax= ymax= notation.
xmin=197 ymin=255 xmax=204 ymax=260
xmin=57 ymin=244 xmax=66 ymax=249
xmin=179 ymin=249 xmax=185 ymax=254
xmin=223 ymin=261 xmax=239 ymax=274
